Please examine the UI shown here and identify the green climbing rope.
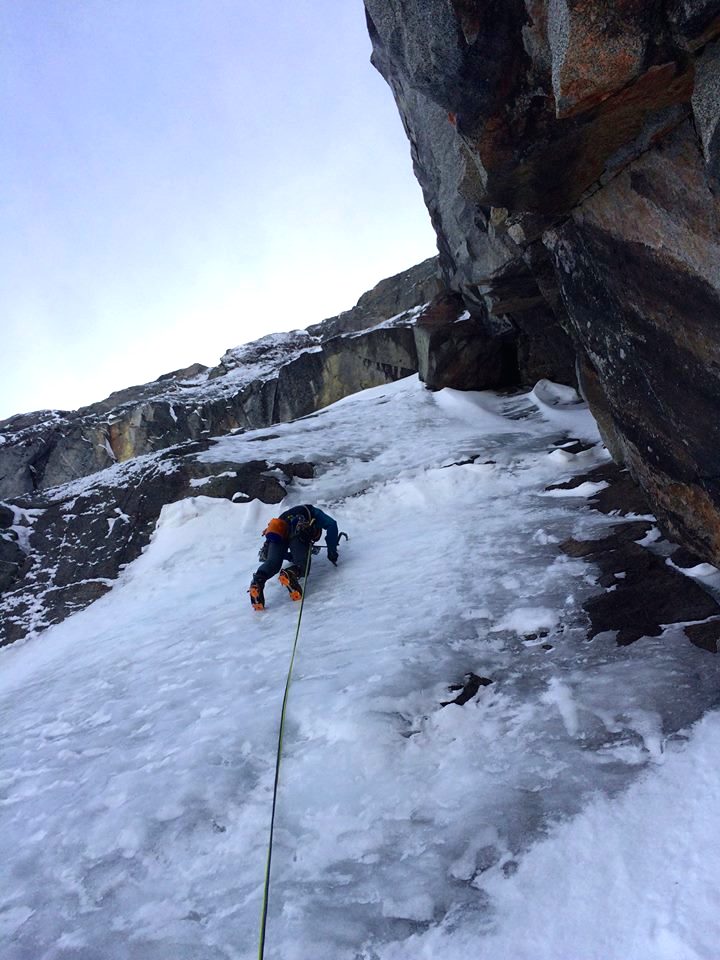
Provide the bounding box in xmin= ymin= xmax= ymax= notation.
xmin=257 ymin=544 xmax=313 ymax=960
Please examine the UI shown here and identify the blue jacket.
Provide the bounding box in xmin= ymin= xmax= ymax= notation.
xmin=279 ymin=504 xmax=339 ymax=553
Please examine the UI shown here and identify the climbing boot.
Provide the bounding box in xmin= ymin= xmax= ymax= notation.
xmin=249 ymin=579 xmax=265 ymax=611
xmin=279 ymin=565 xmax=303 ymax=602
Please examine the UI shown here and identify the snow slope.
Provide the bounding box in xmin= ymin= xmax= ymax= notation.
xmin=2 ymin=376 xmax=720 ymax=960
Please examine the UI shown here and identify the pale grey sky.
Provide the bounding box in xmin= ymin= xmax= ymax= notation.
xmin=0 ymin=1 xmax=436 ymax=420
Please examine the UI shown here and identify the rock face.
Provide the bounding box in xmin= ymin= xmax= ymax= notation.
xmin=365 ymin=0 xmax=720 ymax=566
xmin=307 ymin=256 xmax=443 ymax=339
xmin=414 ymin=291 xmax=511 ymax=390
xmin=546 ymin=120 xmax=720 ymax=560
xmin=0 ymin=504 xmax=28 ymax=594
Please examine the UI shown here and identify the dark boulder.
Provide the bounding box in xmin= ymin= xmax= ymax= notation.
xmin=413 ymin=292 xmax=511 ymax=390
xmin=685 ymin=619 xmax=720 ymax=654
xmin=0 ymin=533 xmax=26 ymax=594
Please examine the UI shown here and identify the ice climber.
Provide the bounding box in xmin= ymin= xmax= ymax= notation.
xmin=249 ymin=504 xmax=339 ymax=610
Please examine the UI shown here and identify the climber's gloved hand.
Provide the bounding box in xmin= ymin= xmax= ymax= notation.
xmin=328 ymin=550 xmax=339 ymax=566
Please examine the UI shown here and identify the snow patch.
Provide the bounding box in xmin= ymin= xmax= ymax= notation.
xmin=493 ymin=606 xmax=559 ymax=635
xmin=0 ymin=905 xmax=34 ymax=938
xmin=529 ymin=379 xmax=601 ymax=440
xmin=188 ymin=471 xmax=237 ymax=488
xmin=541 ymin=677 xmax=580 ymax=736
xmin=667 ymin=558 xmax=719 ymax=579
xmin=544 ymin=480 xmax=609 ymax=498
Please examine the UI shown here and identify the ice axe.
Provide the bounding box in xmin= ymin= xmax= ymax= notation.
xmin=313 ymin=530 xmax=349 ymax=565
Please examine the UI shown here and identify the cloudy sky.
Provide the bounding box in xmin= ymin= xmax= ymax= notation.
xmin=0 ymin=1 xmax=436 ymax=420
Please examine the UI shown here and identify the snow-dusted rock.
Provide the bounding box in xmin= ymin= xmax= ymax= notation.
xmin=306 ymin=255 xmax=442 ymax=340
xmin=0 ymin=321 xmax=417 ymax=499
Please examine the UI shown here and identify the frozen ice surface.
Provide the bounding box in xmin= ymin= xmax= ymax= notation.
xmin=2 ymin=377 xmax=720 ymax=959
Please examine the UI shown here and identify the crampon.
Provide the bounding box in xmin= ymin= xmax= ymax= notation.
xmin=278 ymin=566 xmax=303 ymax=602
xmin=249 ymin=580 xmax=265 ymax=611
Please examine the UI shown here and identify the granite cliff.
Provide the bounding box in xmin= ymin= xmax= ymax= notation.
xmin=364 ymin=0 xmax=720 ymax=565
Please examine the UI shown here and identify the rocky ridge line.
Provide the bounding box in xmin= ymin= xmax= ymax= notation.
xmin=0 ymin=259 xmax=447 ymax=500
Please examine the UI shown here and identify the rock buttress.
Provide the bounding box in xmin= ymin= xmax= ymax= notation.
xmin=365 ymin=0 xmax=720 ymax=564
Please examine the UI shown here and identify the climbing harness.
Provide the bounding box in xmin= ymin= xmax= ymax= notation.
xmin=257 ymin=544 xmax=313 ymax=960
xmin=290 ymin=504 xmax=315 ymax=534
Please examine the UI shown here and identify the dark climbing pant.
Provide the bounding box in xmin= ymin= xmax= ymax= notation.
xmin=254 ymin=537 xmax=311 ymax=586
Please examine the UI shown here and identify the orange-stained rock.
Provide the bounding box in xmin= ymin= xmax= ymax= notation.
xmin=548 ymin=0 xmax=650 ymax=119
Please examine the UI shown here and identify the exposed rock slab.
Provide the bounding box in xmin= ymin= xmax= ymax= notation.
xmin=274 ymin=326 xmax=418 ymax=422
xmin=562 ymin=527 xmax=719 ymax=645
xmin=546 ymin=120 xmax=720 ymax=563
